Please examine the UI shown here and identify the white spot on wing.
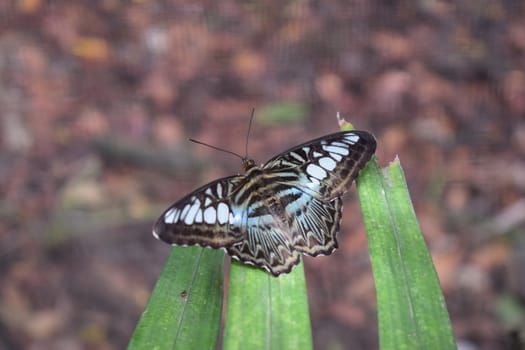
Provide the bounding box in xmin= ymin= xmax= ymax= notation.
xmin=306 ymin=163 xmax=327 ymax=180
xmin=164 ymin=208 xmax=178 ymax=223
xmin=181 ymin=203 xmax=191 ymax=218
xmin=330 ymin=153 xmax=342 ymax=161
xmin=231 ymin=255 xmax=240 ymax=261
xmin=204 ymin=206 xmax=216 ymax=224
xmin=205 ymin=188 xmax=213 ymax=196
xmin=331 ymin=141 xmax=347 ymax=147
xmin=323 ymin=145 xmax=349 ymax=155
xmin=307 ymin=178 xmax=320 ymax=188
xmin=205 ymin=197 xmax=212 ymax=206
xmin=195 ymin=209 xmax=203 ymax=223
xmin=344 ymin=134 xmax=359 ymax=144
xmin=289 ymin=152 xmax=304 ymax=162
xmin=319 ymin=157 xmax=337 ymax=171
xmin=217 ymin=202 xmax=229 ymax=224
xmin=184 ymin=200 xmax=201 ymax=224
xmin=313 ymin=151 xmax=323 ymax=158
xmin=174 ymin=209 xmax=181 ymax=222
xmin=216 ymin=183 xmax=223 ymax=197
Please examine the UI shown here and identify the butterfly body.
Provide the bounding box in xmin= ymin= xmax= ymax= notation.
xmin=153 ymin=130 xmax=376 ymax=276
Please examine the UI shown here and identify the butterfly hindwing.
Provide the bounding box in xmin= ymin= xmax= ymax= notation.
xmin=227 ymin=223 xmax=301 ymax=276
xmin=226 ymin=172 xmax=302 ymax=276
xmin=226 ymin=188 xmax=343 ymax=276
xmin=226 ymin=174 xmax=343 ymax=275
xmin=290 ymin=195 xmax=343 ymax=256
xmin=153 ymin=176 xmax=246 ymax=248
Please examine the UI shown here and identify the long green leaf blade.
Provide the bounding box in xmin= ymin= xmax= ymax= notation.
xmin=357 ymin=158 xmax=456 ymax=349
xmin=128 ymin=247 xmax=224 ymax=350
xmin=223 ymin=261 xmax=313 ymax=350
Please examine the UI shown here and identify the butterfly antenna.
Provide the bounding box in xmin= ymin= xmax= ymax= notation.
xmin=188 ymin=138 xmax=244 ymax=160
xmin=244 ymin=108 xmax=255 ymax=159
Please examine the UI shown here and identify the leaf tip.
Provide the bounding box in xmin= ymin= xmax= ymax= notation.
xmin=336 ymin=112 xmax=355 ymax=131
xmin=389 ymin=155 xmax=401 ymax=167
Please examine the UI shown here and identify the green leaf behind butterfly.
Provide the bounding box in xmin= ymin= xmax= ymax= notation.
xmin=128 ymin=247 xmax=224 ymax=349
xmin=357 ymin=158 xmax=456 ymax=349
xmin=223 ymin=261 xmax=313 ymax=350
xmin=258 ymin=102 xmax=308 ymax=125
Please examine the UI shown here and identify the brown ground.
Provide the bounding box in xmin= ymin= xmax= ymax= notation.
xmin=1 ymin=1 xmax=524 ymax=349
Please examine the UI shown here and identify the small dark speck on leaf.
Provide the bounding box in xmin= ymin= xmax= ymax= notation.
xmin=180 ymin=290 xmax=188 ymax=299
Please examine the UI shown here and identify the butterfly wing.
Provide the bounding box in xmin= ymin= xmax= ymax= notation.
xmin=225 ymin=177 xmax=343 ymax=275
xmin=290 ymin=195 xmax=343 ymax=256
xmin=227 ymin=219 xmax=301 ymax=276
xmin=263 ymin=130 xmax=376 ymax=200
xmin=153 ymin=175 xmax=247 ymax=248
xmin=261 ymin=130 xmax=375 ymax=257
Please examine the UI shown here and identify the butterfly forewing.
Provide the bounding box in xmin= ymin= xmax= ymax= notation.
xmin=153 ymin=129 xmax=377 ymax=276
xmin=263 ymin=130 xmax=376 ymax=200
xmin=153 ymin=176 xmax=246 ymax=248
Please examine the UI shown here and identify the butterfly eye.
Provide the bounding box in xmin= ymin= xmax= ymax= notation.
xmin=242 ymin=159 xmax=256 ymax=171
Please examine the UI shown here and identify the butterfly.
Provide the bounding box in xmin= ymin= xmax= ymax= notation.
xmin=153 ymin=130 xmax=376 ymax=276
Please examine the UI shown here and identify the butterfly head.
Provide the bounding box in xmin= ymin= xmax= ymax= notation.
xmin=241 ymin=158 xmax=256 ymax=172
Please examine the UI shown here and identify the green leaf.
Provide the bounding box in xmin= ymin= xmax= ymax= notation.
xmin=223 ymin=261 xmax=313 ymax=350
xmin=128 ymin=247 xmax=224 ymax=350
xmin=258 ymin=102 xmax=308 ymax=125
xmin=131 ymin=116 xmax=456 ymax=350
xmin=357 ymin=158 xmax=456 ymax=349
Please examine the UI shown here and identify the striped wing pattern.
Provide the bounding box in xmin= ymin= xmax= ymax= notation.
xmin=153 ymin=176 xmax=246 ymax=247
xmin=153 ymin=130 xmax=376 ymax=276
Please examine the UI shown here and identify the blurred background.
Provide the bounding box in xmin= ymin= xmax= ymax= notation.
xmin=1 ymin=1 xmax=524 ymax=349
